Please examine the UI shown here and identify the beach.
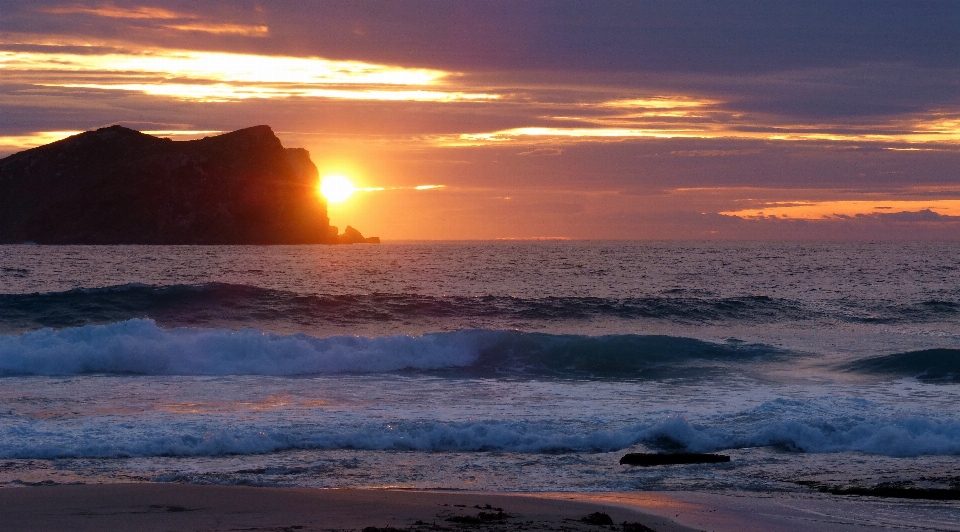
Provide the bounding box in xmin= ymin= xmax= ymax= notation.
xmin=4 ymin=1 xmax=960 ymax=529
xmin=0 ymin=484 xmax=693 ymax=532
xmin=5 ymin=484 xmax=957 ymax=532
xmin=1 ymin=243 xmax=959 ymax=531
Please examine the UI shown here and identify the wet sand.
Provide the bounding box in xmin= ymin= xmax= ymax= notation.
xmin=3 ymin=484 xmax=957 ymax=532
xmin=0 ymin=484 xmax=693 ymax=532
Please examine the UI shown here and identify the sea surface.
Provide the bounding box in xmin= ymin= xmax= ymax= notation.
xmin=1 ymin=242 xmax=959 ymax=527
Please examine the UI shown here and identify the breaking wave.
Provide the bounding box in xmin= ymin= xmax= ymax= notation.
xmin=842 ymin=349 xmax=960 ymax=382
xmin=0 ymin=319 xmax=776 ymax=378
xmin=3 ymin=401 xmax=959 ymax=458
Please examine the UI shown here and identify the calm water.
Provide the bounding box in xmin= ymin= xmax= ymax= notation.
xmin=1 ymin=242 xmax=959 ymax=527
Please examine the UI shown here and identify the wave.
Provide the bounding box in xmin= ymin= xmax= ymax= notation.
xmin=3 ymin=283 xmax=958 ymax=333
xmin=0 ymin=282 xmax=813 ymax=331
xmin=641 ymin=409 xmax=960 ymax=457
xmin=0 ymin=319 xmax=778 ymax=377
xmin=842 ymin=349 xmax=960 ymax=382
xmin=3 ymin=405 xmax=959 ymax=459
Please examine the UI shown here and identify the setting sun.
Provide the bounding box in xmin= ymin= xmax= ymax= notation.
xmin=319 ymin=175 xmax=356 ymax=203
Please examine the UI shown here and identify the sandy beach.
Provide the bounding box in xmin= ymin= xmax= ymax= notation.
xmin=3 ymin=484 xmax=956 ymax=532
xmin=0 ymin=484 xmax=694 ymax=532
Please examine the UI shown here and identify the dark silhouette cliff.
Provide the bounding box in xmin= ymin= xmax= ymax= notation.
xmin=0 ymin=125 xmax=378 ymax=244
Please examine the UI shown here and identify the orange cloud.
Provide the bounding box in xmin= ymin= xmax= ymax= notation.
xmin=38 ymin=4 xmax=268 ymax=37
xmin=1 ymin=51 xmax=444 ymax=85
xmin=1 ymin=49 xmax=500 ymax=102
xmin=450 ymin=111 xmax=960 ymax=146
xmin=0 ymin=129 xmax=221 ymax=153
xmin=0 ymin=131 xmax=83 ymax=152
xmin=720 ymin=200 xmax=960 ymax=220
xmin=601 ymin=96 xmax=719 ymax=109
xmin=161 ymin=23 xmax=269 ymax=36
xmin=40 ymin=3 xmax=191 ymax=20
xmin=47 ymin=83 xmax=498 ymax=103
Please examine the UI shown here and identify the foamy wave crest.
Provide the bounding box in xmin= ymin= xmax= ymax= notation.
xmin=0 ymin=319 xmax=479 ymax=375
xmin=0 ymin=319 xmax=776 ymax=377
xmin=640 ymin=400 xmax=960 ymax=457
xmin=3 ymin=409 xmax=959 ymax=459
xmin=0 ymin=419 xmax=641 ymax=459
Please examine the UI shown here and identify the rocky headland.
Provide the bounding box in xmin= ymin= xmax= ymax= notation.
xmin=0 ymin=125 xmax=378 ymax=244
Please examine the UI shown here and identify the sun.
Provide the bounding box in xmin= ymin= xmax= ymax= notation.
xmin=319 ymin=175 xmax=356 ymax=204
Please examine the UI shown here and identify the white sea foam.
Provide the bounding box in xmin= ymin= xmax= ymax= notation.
xmin=638 ymin=414 xmax=960 ymax=457
xmin=3 ymin=409 xmax=959 ymax=459
xmin=0 ymin=319 xmax=481 ymax=375
xmin=0 ymin=319 xmax=774 ymax=377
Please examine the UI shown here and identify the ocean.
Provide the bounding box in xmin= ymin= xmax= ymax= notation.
xmin=1 ymin=242 xmax=959 ymax=524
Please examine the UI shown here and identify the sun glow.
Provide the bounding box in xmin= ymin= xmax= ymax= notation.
xmin=320 ymin=175 xmax=356 ymax=204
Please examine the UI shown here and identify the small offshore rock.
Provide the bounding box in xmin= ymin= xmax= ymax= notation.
xmin=336 ymin=225 xmax=380 ymax=244
xmin=619 ymin=452 xmax=730 ymax=466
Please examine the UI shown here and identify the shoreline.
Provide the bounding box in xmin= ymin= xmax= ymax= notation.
xmin=0 ymin=484 xmax=694 ymax=532
xmin=2 ymin=484 xmax=957 ymax=532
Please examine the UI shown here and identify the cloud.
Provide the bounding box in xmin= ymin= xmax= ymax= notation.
xmin=37 ymin=3 xmax=268 ymax=37
xmin=161 ymin=23 xmax=269 ymax=37
xmin=0 ymin=129 xmax=223 ymax=155
xmin=697 ymin=210 xmax=960 ymax=241
xmin=46 ymin=83 xmax=499 ymax=103
xmin=40 ymin=3 xmax=190 ymax=20
xmin=720 ymin=200 xmax=960 ymax=220
xmin=669 ymin=149 xmax=764 ymax=157
xmin=449 ymin=108 xmax=960 ymax=147
xmin=601 ymin=97 xmax=717 ymax=109
xmin=0 ymin=131 xmax=83 ymax=153
xmin=1 ymin=49 xmax=499 ymax=102
xmin=855 ymin=209 xmax=960 ymax=223
xmin=518 ymin=148 xmax=563 ymax=156
xmin=2 ymin=50 xmax=445 ymax=85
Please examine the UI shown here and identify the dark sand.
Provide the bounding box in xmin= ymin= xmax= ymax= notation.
xmin=0 ymin=484 xmax=693 ymax=532
xmin=2 ymin=484 xmax=955 ymax=532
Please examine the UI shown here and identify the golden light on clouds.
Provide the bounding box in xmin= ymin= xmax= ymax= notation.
xmin=40 ymin=4 xmax=187 ymax=19
xmin=0 ymin=131 xmax=83 ymax=152
xmin=452 ymin=112 xmax=960 ymax=146
xmin=45 ymin=83 xmax=499 ymax=102
xmin=721 ymin=200 xmax=960 ymax=220
xmin=2 ymin=51 xmax=444 ymax=85
xmin=38 ymin=3 xmax=268 ymax=36
xmin=160 ymin=23 xmax=269 ymax=36
xmin=601 ymin=97 xmax=717 ymax=109
xmin=0 ymin=129 xmax=221 ymax=153
xmin=1 ymin=49 xmax=500 ymax=102
xmin=431 ymin=90 xmax=960 ymax=147
xmin=458 ymin=127 xmax=704 ymax=143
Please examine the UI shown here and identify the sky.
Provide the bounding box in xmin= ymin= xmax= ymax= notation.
xmin=2 ymin=0 xmax=959 ymax=240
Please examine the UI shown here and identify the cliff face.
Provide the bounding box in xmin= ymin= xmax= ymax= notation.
xmin=0 ymin=125 xmax=347 ymax=244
